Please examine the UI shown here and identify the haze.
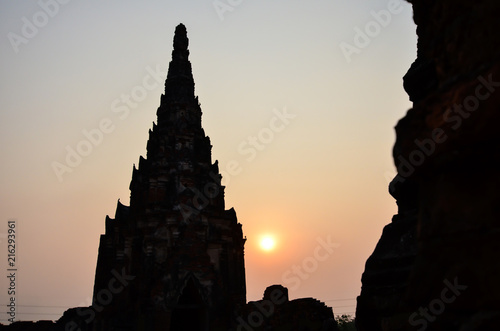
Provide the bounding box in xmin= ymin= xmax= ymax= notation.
xmin=0 ymin=0 xmax=416 ymax=322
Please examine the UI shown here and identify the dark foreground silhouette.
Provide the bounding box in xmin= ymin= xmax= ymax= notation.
xmin=356 ymin=0 xmax=500 ymax=330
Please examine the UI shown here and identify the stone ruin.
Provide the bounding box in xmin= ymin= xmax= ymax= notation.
xmin=356 ymin=0 xmax=500 ymax=330
xmin=5 ymin=1 xmax=499 ymax=329
xmin=0 ymin=24 xmax=337 ymax=331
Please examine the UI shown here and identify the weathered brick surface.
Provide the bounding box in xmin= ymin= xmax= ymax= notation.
xmin=357 ymin=1 xmax=500 ymax=330
xmin=90 ymin=24 xmax=247 ymax=331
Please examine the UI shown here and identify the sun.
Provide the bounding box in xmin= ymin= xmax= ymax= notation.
xmin=259 ymin=236 xmax=276 ymax=252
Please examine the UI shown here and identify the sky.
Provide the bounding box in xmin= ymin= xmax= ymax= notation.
xmin=0 ymin=0 xmax=417 ymax=323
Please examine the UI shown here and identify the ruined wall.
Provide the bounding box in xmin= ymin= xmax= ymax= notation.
xmin=357 ymin=0 xmax=500 ymax=330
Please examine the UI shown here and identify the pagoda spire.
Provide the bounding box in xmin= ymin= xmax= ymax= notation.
xmin=163 ymin=23 xmax=195 ymax=104
xmin=92 ymin=24 xmax=246 ymax=330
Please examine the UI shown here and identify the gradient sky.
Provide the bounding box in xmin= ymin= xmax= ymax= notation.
xmin=0 ymin=0 xmax=416 ymax=322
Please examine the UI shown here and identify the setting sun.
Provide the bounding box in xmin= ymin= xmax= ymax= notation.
xmin=259 ymin=236 xmax=276 ymax=252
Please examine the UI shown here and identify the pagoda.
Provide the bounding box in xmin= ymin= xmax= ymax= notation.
xmin=91 ymin=24 xmax=246 ymax=331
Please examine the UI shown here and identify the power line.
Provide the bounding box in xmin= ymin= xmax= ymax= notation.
xmin=323 ymin=298 xmax=357 ymax=302
xmin=1 ymin=312 xmax=61 ymax=316
xmin=17 ymin=305 xmax=70 ymax=309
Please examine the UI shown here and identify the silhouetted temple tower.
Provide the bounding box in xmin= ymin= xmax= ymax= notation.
xmin=92 ymin=24 xmax=246 ymax=331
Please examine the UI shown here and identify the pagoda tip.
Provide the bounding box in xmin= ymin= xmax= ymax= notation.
xmin=173 ymin=23 xmax=188 ymax=51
